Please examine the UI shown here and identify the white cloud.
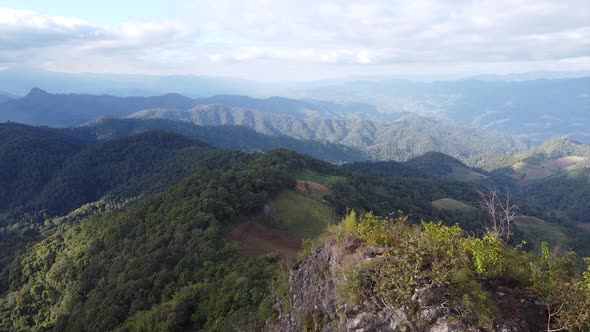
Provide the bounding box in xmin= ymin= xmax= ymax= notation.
xmin=0 ymin=0 xmax=589 ymax=79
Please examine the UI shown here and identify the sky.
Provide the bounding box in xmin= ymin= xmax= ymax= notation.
xmin=0 ymin=0 xmax=589 ymax=81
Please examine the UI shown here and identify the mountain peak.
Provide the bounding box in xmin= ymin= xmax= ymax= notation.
xmin=26 ymin=87 xmax=49 ymax=97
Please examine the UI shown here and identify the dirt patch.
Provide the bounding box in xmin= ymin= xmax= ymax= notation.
xmin=513 ymin=156 xmax=587 ymax=184
xmin=577 ymin=223 xmax=590 ymax=233
xmin=227 ymin=222 xmax=302 ymax=257
xmin=296 ymin=181 xmax=330 ymax=195
xmin=540 ymin=156 xmax=586 ymax=172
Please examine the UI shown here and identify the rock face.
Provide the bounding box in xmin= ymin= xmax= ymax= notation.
xmin=270 ymin=239 xmax=545 ymax=332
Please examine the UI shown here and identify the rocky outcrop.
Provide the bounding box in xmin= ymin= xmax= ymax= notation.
xmin=270 ymin=239 xmax=545 ymax=332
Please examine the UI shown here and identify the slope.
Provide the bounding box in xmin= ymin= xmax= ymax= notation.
xmin=72 ymin=117 xmax=368 ymax=163
xmin=130 ymin=106 xmax=531 ymax=161
xmin=0 ymin=123 xmax=86 ymax=215
xmin=348 ymin=151 xmax=488 ymax=182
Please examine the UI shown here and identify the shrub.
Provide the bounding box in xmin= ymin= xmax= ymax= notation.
xmin=464 ymin=233 xmax=505 ymax=277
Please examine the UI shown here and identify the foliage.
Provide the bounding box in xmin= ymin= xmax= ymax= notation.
xmin=336 ymin=212 xmax=590 ymax=330
xmin=0 ymin=160 xmax=295 ymax=331
xmin=463 ymin=234 xmax=505 ymax=277
xmin=529 ymin=243 xmax=590 ymax=331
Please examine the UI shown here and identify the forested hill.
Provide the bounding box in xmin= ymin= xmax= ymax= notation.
xmin=130 ymin=106 xmax=531 ymax=161
xmin=347 ymin=151 xmax=487 ymax=182
xmin=0 ymin=123 xmax=86 ymax=214
xmin=71 ymin=117 xmax=368 ymax=163
xmin=0 ymin=126 xmax=211 ymax=220
xmin=0 ymin=127 xmax=588 ymax=330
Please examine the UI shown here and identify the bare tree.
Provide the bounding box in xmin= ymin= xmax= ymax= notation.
xmin=476 ymin=189 xmax=519 ymax=242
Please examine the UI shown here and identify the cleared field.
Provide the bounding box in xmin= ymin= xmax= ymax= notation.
xmin=295 ymin=180 xmax=330 ymax=201
xmin=431 ymin=198 xmax=475 ymax=211
xmin=514 ymin=216 xmax=570 ymax=254
xmin=512 ymin=156 xmax=587 ymax=183
xmin=447 ymin=166 xmax=488 ymax=182
xmin=270 ymin=190 xmax=333 ymax=239
xmin=227 ymin=222 xmax=302 ymax=257
xmin=293 ymin=169 xmax=343 ymax=186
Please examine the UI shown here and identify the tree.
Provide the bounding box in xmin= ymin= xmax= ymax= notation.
xmin=476 ymin=189 xmax=518 ymax=242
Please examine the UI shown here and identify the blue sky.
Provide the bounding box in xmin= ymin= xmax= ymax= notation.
xmin=0 ymin=0 xmax=588 ymax=80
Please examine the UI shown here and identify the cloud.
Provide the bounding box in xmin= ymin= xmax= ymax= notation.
xmin=186 ymin=0 xmax=590 ymax=64
xmin=0 ymin=8 xmax=107 ymax=50
xmin=0 ymin=7 xmax=188 ymax=57
xmin=0 ymin=0 xmax=589 ymax=79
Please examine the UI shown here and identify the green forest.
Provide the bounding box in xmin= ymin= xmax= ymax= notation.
xmin=0 ymin=123 xmax=589 ymax=331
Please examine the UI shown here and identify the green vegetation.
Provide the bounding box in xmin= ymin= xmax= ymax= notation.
xmin=432 ymin=198 xmax=475 ymax=211
xmin=335 ymin=211 xmax=590 ymax=331
xmin=514 ymin=216 xmax=570 ymax=253
xmin=73 ymin=117 xmax=369 ymax=163
xmin=292 ymin=169 xmax=344 ymax=186
xmin=270 ymin=191 xmax=333 ymax=239
xmin=0 ymin=162 xmax=294 ymax=331
xmin=130 ymin=106 xmax=531 ymax=162
xmin=0 ymin=123 xmax=85 ymax=213
xmin=1 ymin=121 xmax=589 ymax=331
xmin=522 ymin=167 xmax=590 ymax=225
xmin=348 ymin=151 xmax=489 ymax=182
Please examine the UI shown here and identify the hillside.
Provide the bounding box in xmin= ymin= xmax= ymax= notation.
xmin=0 ymin=126 xmax=588 ymax=331
xmin=0 ymin=123 xmax=86 ymax=214
xmin=465 ymin=137 xmax=590 ymax=239
xmin=273 ymin=213 xmax=589 ymax=331
xmin=348 ymin=151 xmax=488 ymax=182
xmin=72 ymin=117 xmax=368 ymax=163
xmin=0 ymin=125 xmax=222 ymax=220
xmin=131 ymin=107 xmax=531 ymax=161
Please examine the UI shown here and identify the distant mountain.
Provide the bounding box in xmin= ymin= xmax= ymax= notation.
xmin=0 ymin=68 xmax=258 ymax=97
xmin=192 ymin=95 xmax=400 ymax=121
xmin=0 ymin=88 xmax=196 ymax=127
xmin=0 ymin=88 xmax=398 ymax=127
xmin=131 ymin=106 xmax=532 ymax=161
xmin=2 ymin=68 xmax=588 ymax=142
xmin=72 ymin=117 xmax=368 ymax=163
xmin=347 ymin=151 xmax=487 ymax=182
xmin=0 ymin=92 xmax=15 ymax=104
xmin=296 ymin=77 xmax=590 ymax=143
xmin=468 ymin=70 xmax=590 ymax=81
xmin=533 ymin=137 xmax=590 ymax=159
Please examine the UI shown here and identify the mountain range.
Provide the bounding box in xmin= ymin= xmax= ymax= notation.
xmin=1 ymin=68 xmax=588 ymax=143
xmin=0 ymin=88 xmax=533 ymax=162
xmin=131 ymin=105 xmax=531 ymax=161
xmin=296 ymin=77 xmax=590 ymax=143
